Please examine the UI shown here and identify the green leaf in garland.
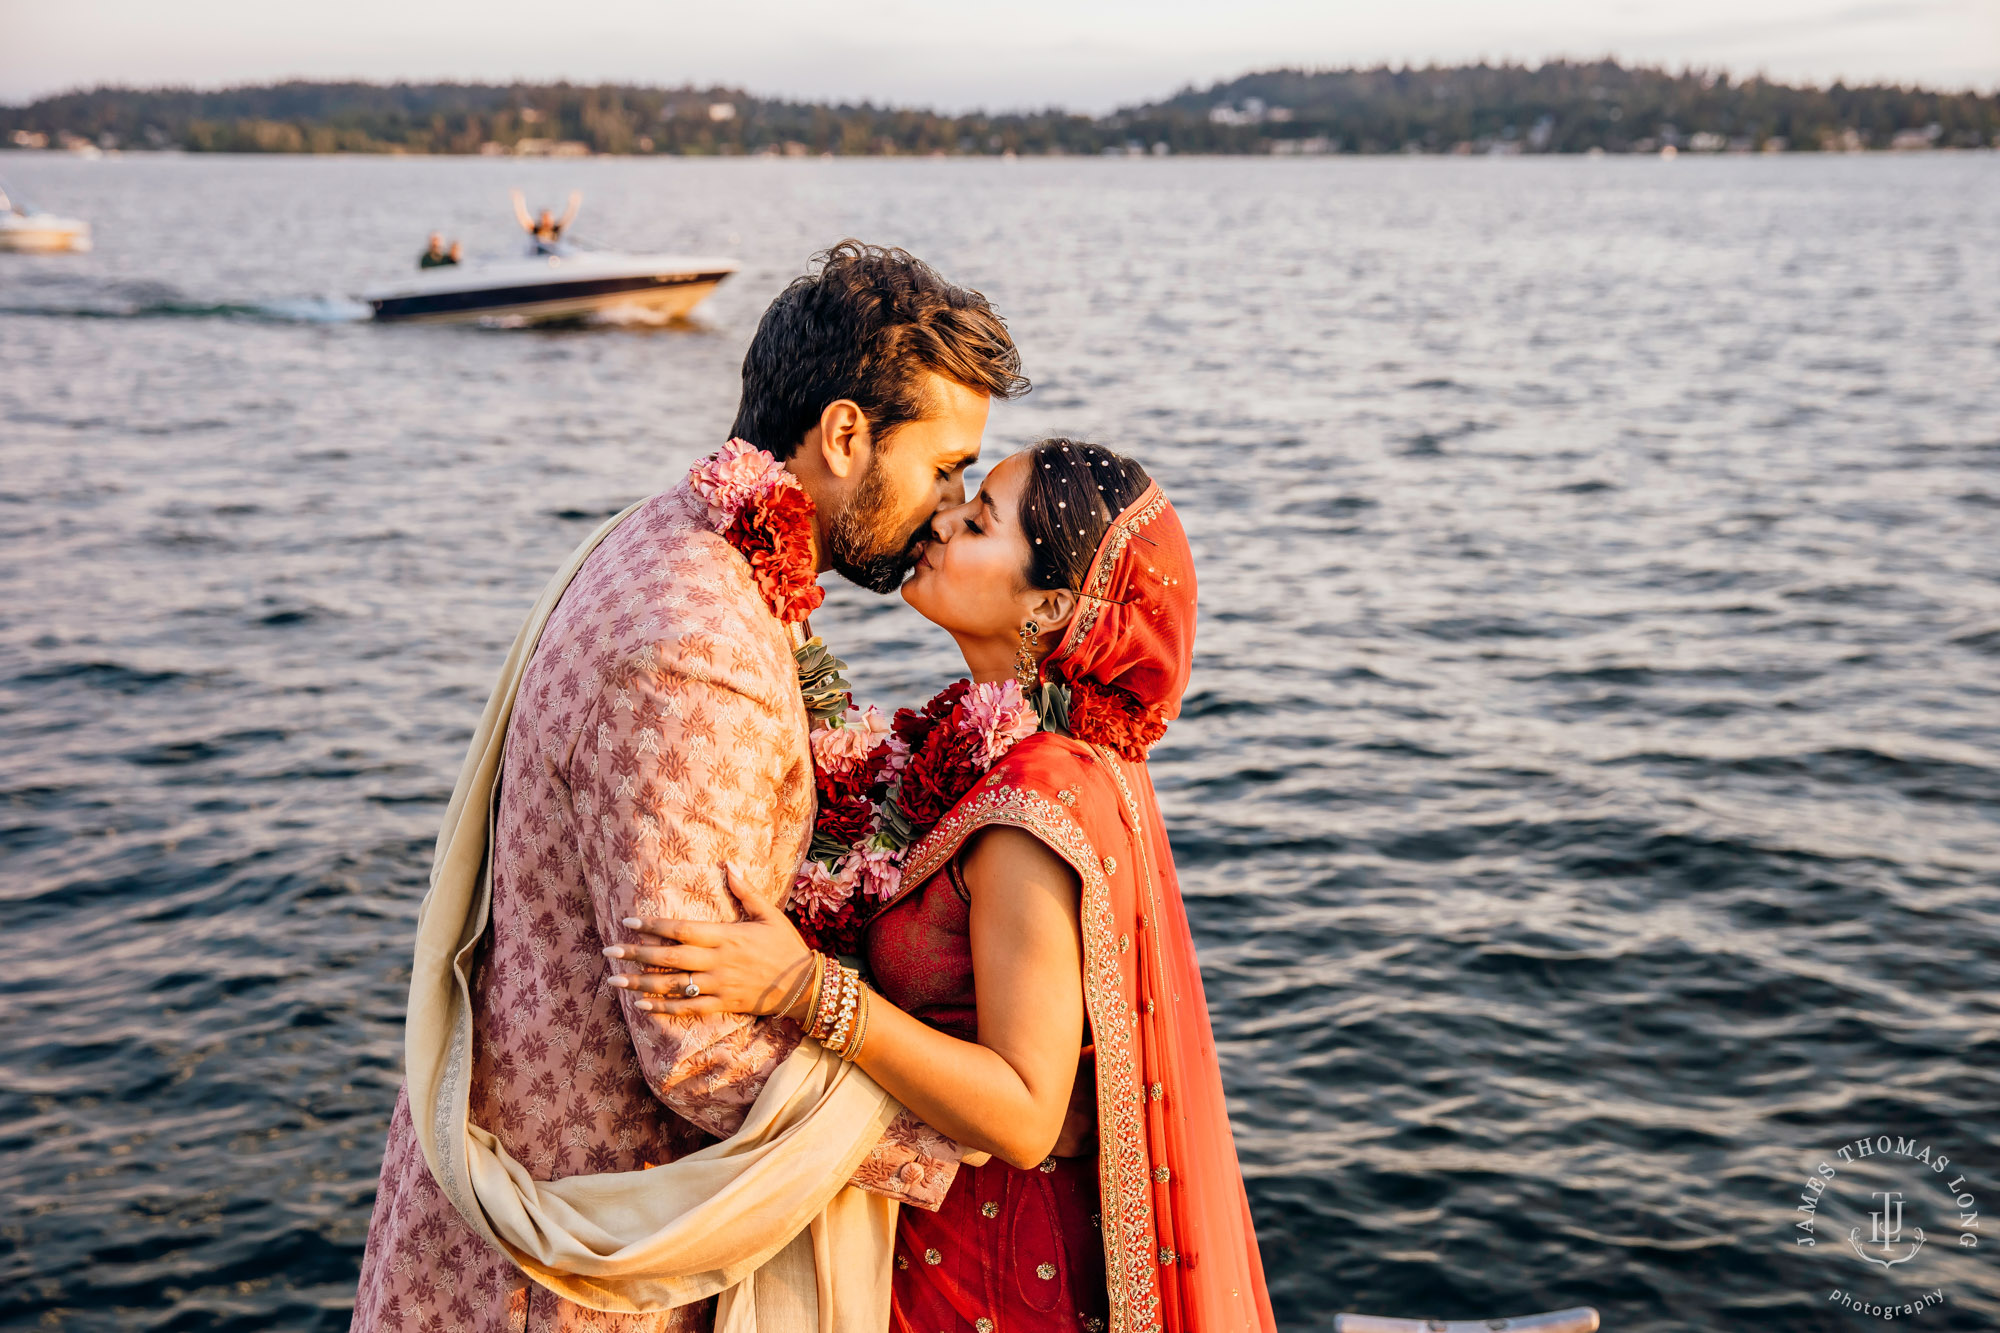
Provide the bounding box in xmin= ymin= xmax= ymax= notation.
xmin=808 ymin=829 xmax=854 ymax=864
xmin=874 ymin=795 xmax=916 ymax=847
xmin=794 ymin=635 xmax=852 ymax=726
xmin=1031 ymin=680 xmax=1071 ymax=737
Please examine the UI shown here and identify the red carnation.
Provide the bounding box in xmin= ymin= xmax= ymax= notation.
xmin=1065 ymin=679 xmax=1166 ymax=762
xmin=814 ymin=790 xmax=874 ymax=847
xmin=895 ymin=706 xmax=986 ymax=836
xmin=816 ymin=756 xmax=874 ymax=808
xmin=725 ymin=484 xmax=823 ymax=625
xmin=893 ymin=679 xmax=970 ymax=748
xmin=794 ymin=896 xmax=865 ymax=958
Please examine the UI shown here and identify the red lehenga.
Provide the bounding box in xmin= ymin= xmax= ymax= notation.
xmin=866 ymin=483 xmax=1278 ymax=1333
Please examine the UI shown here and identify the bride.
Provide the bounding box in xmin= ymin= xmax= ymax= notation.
xmin=606 ymin=438 xmax=1277 ymax=1333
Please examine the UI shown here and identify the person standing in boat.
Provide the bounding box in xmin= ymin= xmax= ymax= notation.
xmin=512 ymin=188 xmax=581 ymax=253
xmin=417 ymin=232 xmax=453 ymax=268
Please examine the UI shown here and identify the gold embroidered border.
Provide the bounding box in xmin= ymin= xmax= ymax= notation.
xmin=1052 ymin=486 xmax=1171 ymax=671
xmin=895 ymin=783 xmax=1161 ymax=1333
xmin=1095 ymin=749 xmax=1174 ymax=1005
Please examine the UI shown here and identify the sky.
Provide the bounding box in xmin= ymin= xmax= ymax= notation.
xmin=4 ymin=0 xmax=1996 ymax=109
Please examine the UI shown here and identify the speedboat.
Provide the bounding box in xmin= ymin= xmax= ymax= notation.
xmin=363 ymin=246 xmax=738 ymax=325
xmin=0 ymin=185 xmax=91 ymax=253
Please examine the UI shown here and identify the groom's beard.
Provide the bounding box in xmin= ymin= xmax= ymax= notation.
xmin=827 ymin=462 xmax=927 ymax=594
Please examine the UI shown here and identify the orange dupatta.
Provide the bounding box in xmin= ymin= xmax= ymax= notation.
xmin=886 ymin=483 xmax=1278 ymax=1333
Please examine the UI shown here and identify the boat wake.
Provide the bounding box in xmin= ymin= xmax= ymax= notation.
xmin=0 ymin=283 xmax=370 ymax=323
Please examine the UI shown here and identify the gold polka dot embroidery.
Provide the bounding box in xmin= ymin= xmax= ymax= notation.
xmin=1159 ymin=1246 xmax=1177 ymax=1266
xmin=1057 ymin=788 xmax=1077 ymax=806
xmin=980 ymin=1201 xmax=999 ymax=1218
xmin=976 ymin=1320 xmax=995 ymax=1333
xmin=1102 ymin=856 xmax=1117 ymax=875
xmin=1037 ymin=1156 xmax=1058 ymax=1173
xmin=1153 ymin=1165 xmax=1171 ymax=1183
xmin=924 ymin=1248 xmax=942 ymax=1265
xmin=1117 ymin=933 xmax=1130 ymax=952
xmin=1035 ymin=1262 xmax=1056 ymax=1280
xmin=1150 ymin=1081 xmax=1164 ymax=1101
xmin=895 ymin=1254 xmax=909 ymax=1270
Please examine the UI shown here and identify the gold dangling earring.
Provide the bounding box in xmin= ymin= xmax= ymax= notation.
xmin=1015 ymin=620 xmax=1040 ymax=693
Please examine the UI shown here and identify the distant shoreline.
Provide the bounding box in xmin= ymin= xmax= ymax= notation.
xmin=7 ymin=145 xmax=1993 ymax=162
xmin=6 ymin=61 xmax=1995 ymax=160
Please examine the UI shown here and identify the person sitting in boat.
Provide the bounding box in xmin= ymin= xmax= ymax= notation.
xmin=446 ymin=240 xmax=463 ymax=265
xmin=418 ymin=233 xmax=452 ymax=269
xmin=511 ymin=189 xmax=581 ymax=254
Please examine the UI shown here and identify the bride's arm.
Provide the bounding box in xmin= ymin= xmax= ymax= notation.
xmin=848 ymin=827 xmax=1086 ymax=1169
xmin=611 ymin=827 xmax=1087 ymax=1171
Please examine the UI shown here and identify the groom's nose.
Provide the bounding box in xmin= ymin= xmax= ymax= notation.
xmin=928 ymin=504 xmax=965 ymax=542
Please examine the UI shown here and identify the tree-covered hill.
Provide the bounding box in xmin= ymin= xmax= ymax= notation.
xmin=2 ymin=61 xmax=1992 ymax=156
xmin=1128 ymin=61 xmax=1998 ymax=153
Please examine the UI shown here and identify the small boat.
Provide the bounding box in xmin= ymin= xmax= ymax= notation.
xmin=363 ymin=248 xmax=738 ymax=325
xmin=1336 ymin=1306 xmax=1600 ymax=1332
xmin=365 ymin=194 xmax=736 ymax=325
xmin=0 ymin=184 xmax=92 ymax=253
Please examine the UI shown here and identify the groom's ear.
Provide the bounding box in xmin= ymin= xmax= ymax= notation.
xmin=813 ymin=399 xmax=873 ymax=481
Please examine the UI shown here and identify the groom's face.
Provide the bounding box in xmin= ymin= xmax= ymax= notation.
xmin=827 ymin=374 xmax=991 ymax=593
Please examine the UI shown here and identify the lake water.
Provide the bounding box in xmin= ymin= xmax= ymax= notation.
xmin=2 ymin=151 xmax=1998 ymax=1331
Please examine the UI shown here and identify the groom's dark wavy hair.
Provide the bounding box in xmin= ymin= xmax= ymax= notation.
xmin=731 ymin=240 xmax=1029 ymax=459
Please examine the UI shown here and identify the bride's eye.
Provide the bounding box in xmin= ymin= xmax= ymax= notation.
xmin=963 ymin=517 xmax=982 ymax=535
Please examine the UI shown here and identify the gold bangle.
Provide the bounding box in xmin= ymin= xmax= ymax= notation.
xmin=830 ymin=965 xmax=860 ymax=1054
xmin=845 ymin=985 xmax=871 ymax=1063
xmin=777 ymin=954 xmax=817 ymax=1020
xmin=827 ymin=965 xmax=856 ymax=1052
xmin=810 ymin=955 xmax=840 ymax=1041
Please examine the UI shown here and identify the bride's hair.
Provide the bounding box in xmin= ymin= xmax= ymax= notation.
xmin=1019 ymin=438 xmax=1150 ymax=592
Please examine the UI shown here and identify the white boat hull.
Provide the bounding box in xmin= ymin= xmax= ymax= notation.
xmin=363 ymin=252 xmax=737 ymax=325
xmin=0 ymin=216 xmax=92 ymax=253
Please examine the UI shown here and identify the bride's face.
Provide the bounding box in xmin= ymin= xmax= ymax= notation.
xmin=900 ymin=452 xmax=1051 ymax=648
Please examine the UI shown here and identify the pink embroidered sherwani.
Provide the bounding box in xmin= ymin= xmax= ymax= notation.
xmin=352 ymin=482 xmax=961 ymax=1333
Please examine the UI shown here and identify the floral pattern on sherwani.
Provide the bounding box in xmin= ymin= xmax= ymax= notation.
xmin=353 ymin=481 xmax=962 ymax=1333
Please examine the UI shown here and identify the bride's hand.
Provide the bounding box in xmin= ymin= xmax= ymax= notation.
xmin=604 ymin=861 xmax=815 ymax=1019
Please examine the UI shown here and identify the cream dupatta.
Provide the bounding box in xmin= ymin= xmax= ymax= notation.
xmin=403 ymin=502 xmax=902 ymax=1330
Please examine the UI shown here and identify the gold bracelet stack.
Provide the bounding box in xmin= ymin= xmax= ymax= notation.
xmin=805 ymin=955 xmax=872 ymax=1062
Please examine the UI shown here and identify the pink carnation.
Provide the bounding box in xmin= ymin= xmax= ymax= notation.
xmin=689 ymin=437 xmax=788 ymax=527
xmin=790 ymin=856 xmax=858 ymax=921
xmin=877 ymin=733 xmax=912 ymax=785
xmin=809 ymin=704 xmax=891 ymax=775
xmin=841 ymin=845 xmax=904 ymax=903
xmin=958 ymin=679 xmax=1041 ymax=766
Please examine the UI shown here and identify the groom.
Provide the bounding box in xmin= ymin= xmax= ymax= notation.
xmin=353 ymin=241 xmax=1028 ymax=1332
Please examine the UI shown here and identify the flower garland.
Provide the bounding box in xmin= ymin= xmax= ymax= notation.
xmin=689 ymin=438 xmax=824 ymax=626
xmin=686 ymin=437 xmax=1043 ymax=957
xmin=790 ymin=677 xmax=1040 ymax=956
